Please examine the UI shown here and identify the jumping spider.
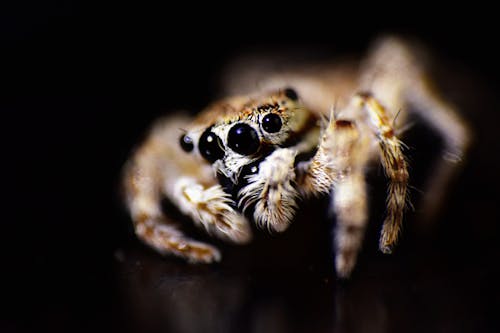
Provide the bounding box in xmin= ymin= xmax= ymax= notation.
xmin=123 ymin=37 xmax=470 ymax=278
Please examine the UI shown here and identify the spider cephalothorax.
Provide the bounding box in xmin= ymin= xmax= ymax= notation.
xmin=123 ymin=37 xmax=470 ymax=278
xmin=180 ymin=89 xmax=316 ymax=184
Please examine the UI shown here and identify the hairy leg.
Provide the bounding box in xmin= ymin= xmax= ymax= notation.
xmin=296 ymin=118 xmax=364 ymax=197
xmin=355 ymin=93 xmax=409 ymax=253
xmin=406 ymin=71 xmax=471 ymax=221
xmin=362 ymin=36 xmax=471 ymax=222
xmin=124 ymin=151 xmax=223 ymax=263
xmin=332 ymin=171 xmax=368 ymax=278
xmin=297 ymin=118 xmax=370 ymax=277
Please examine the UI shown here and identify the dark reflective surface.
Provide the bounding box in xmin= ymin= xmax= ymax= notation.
xmin=3 ymin=5 xmax=500 ymax=333
xmin=113 ymin=242 xmax=495 ymax=333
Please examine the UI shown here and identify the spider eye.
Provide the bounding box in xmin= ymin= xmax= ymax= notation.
xmin=179 ymin=134 xmax=194 ymax=152
xmin=284 ymin=87 xmax=298 ymax=101
xmin=199 ymin=129 xmax=224 ymax=163
xmin=262 ymin=113 xmax=282 ymax=133
xmin=228 ymin=123 xmax=260 ymax=156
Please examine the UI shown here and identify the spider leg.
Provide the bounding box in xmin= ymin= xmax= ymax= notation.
xmin=123 ymin=114 xmax=251 ymax=263
xmin=295 ymin=119 xmax=358 ymax=197
xmin=328 ymin=121 xmax=371 ymax=278
xmin=355 ymin=93 xmax=409 ymax=254
xmin=362 ymin=36 xmax=472 ymax=222
xmin=297 ymin=119 xmax=370 ymax=277
xmin=332 ymin=170 xmax=368 ymax=278
xmin=238 ymin=148 xmax=299 ymax=232
xmin=405 ymin=71 xmax=472 ymax=221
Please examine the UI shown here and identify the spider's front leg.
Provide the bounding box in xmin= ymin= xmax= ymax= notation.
xmin=362 ymin=37 xmax=471 ymax=222
xmin=297 ymin=119 xmax=371 ymax=278
xmin=123 ymin=114 xmax=251 ymax=263
xmin=354 ymin=93 xmax=409 ymax=253
xmin=238 ymin=148 xmax=299 ymax=232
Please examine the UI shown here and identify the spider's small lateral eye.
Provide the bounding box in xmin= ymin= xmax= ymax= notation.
xmin=199 ymin=129 xmax=224 ymax=163
xmin=284 ymin=87 xmax=299 ymax=101
xmin=179 ymin=134 xmax=194 ymax=152
xmin=262 ymin=113 xmax=282 ymax=133
xmin=228 ymin=123 xmax=260 ymax=156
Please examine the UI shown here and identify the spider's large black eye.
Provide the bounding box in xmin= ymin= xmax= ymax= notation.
xmin=262 ymin=113 xmax=282 ymax=133
xmin=228 ymin=123 xmax=260 ymax=156
xmin=284 ymin=87 xmax=298 ymax=101
xmin=199 ymin=129 xmax=224 ymax=163
xmin=179 ymin=134 xmax=194 ymax=152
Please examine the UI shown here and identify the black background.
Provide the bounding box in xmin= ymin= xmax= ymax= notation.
xmin=2 ymin=3 xmax=500 ymax=333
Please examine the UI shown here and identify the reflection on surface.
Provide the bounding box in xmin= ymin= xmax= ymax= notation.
xmin=114 ymin=223 xmax=492 ymax=333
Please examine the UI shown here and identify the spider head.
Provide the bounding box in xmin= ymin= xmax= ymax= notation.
xmin=179 ymin=88 xmax=315 ymax=184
